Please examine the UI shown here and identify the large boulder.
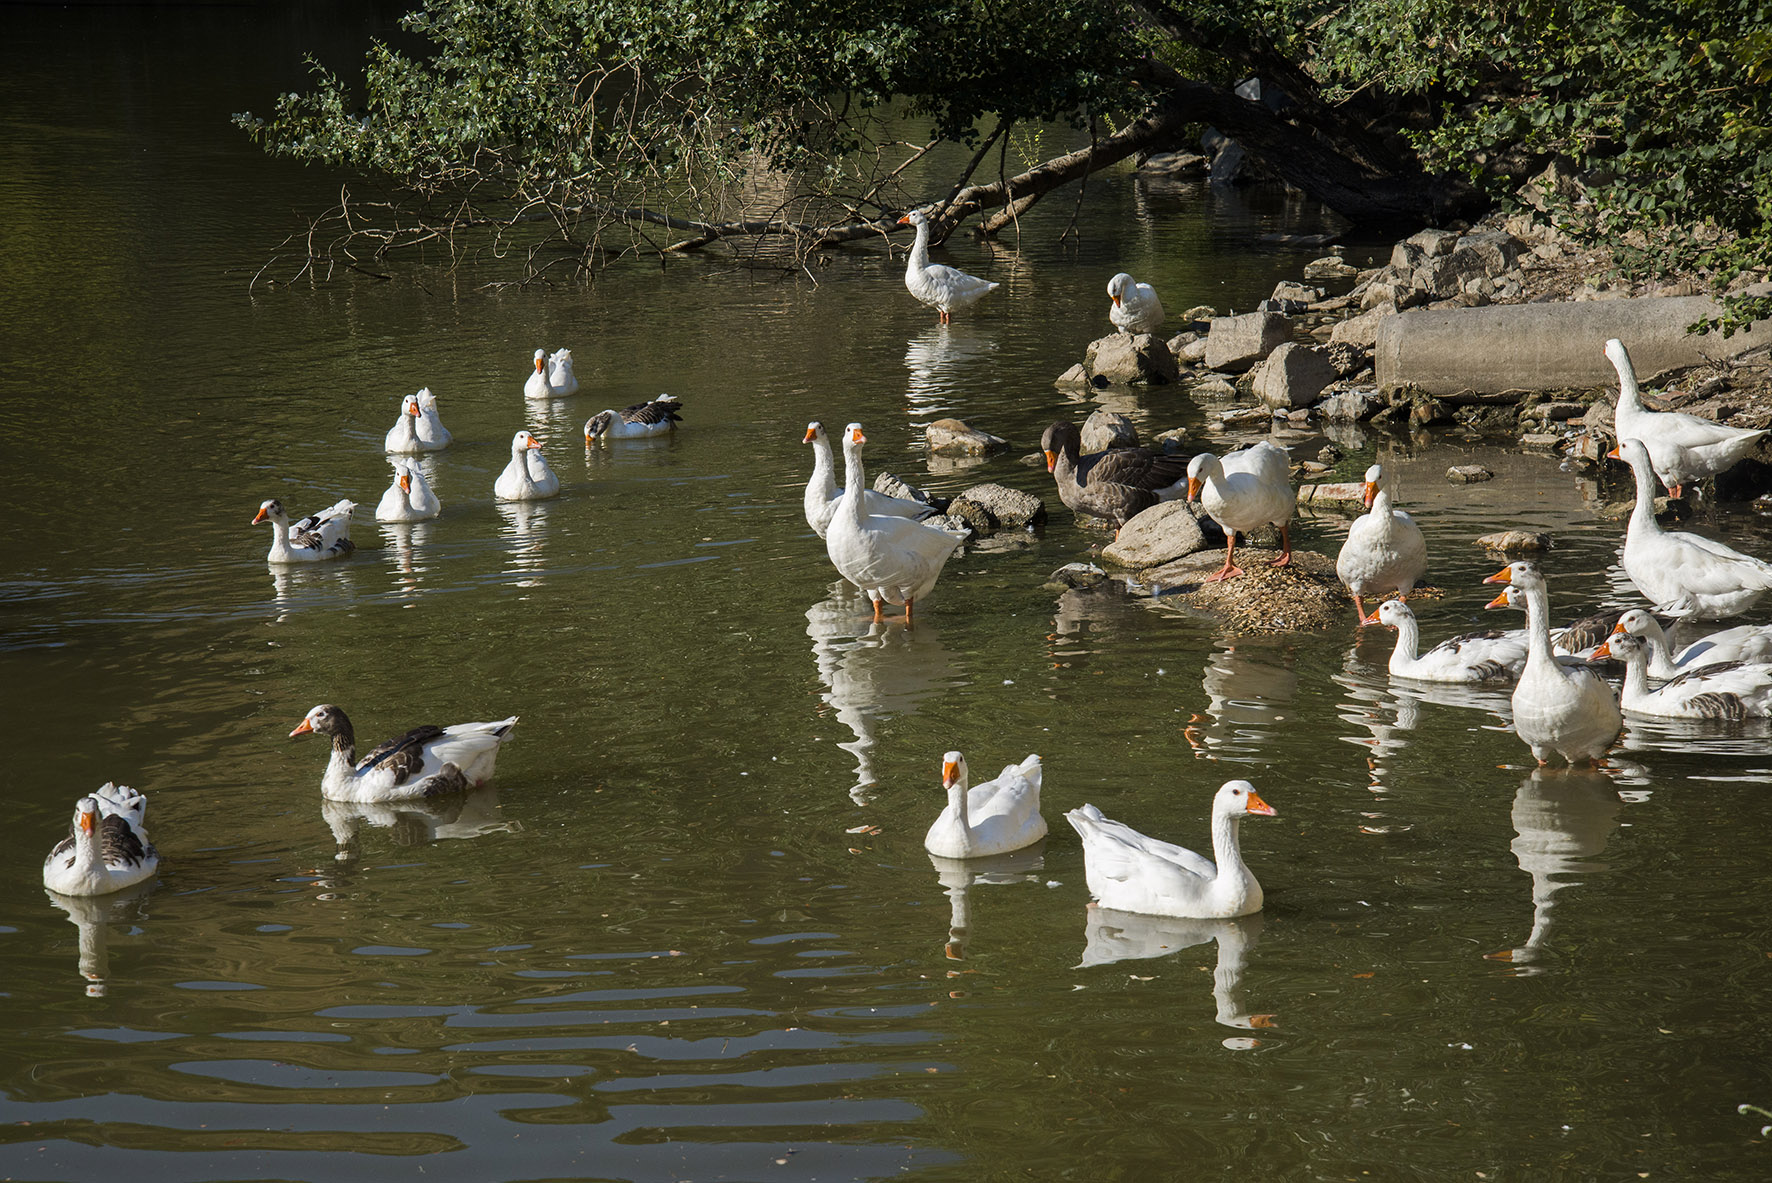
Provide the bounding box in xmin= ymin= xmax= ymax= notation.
xmin=1330 ymin=301 xmax=1398 ymax=349
xmin=926 ymin=418 xmax=1009 ymax=455
xmin=1256 ymin=342 xmax=1340 ymax=410
xmin=946 ymin=483 xmax=1046 ymax=533
xmin=1082 ymin=409 xmax=1140 ymax=452
xmin=1204 ymin=311 xmax=1293 ymax=372
xmin=1100 ymin=500 xmax=1206 ymax=568
xmin=1084 ymin=332 xmax=1181 ymax=385
xmin=872 ymin=471 xmax=947 ymax=513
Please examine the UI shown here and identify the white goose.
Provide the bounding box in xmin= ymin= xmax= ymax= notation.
xmin=802 ymin=420 xmax=936 ymax=539
xmin=1107 ymin=272 xmax=1165 ymax=335
xmin=415 ymin=387 xmax=452 ymax=448
xmin=254 ymin=497 xmax=355 ymax=563
xmin=291 ymin=704 xmax=519 ymax=803
xmin=1185 ymin=441 xmax=1294 ymax=581
xmin=42 ymin=784 xmax=158 ymax=895
xmin=384 ymin=393 xmax=426 ymax=454
xmin=1606 ymin=337 xmax=1765 ymax=498
xmin=375 ymin=458 xmax=442 ymax=522
xmin=1482 ymin=561 xmax=1622 ymax=766
xmin=525 ymin=348 xmax=576 ymax=399
xmin=897 ymin=209 xmax=998 ymax=324
xmin=1337 ymin=462 xmax=1428 ymax=620
xmin=494 ymin=430 xmax=560 ymax=501
xmin=584 ymin=394 xmax=682 ymax=441
xmin=1610 ymin=437 xmax=1772 ymax=618
xmin=1065 ymin=780 xmax=1276 ymax=919
xmin=825 ymin=423 xmax=966 ymax=623
xmin=1609 ymin=608 xmax=1772 ymax=680
xmin=924 ymin=752 xmax=1046 ymax=859
xmin=1363 ymin=599 xmax=1527 ymax=683
xmin=1592 ymin=632 xmax=1772 ymax=720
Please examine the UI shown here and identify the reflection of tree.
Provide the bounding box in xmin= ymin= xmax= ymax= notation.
xmin=1490 ymin=768 xmax=1623 ymax=973
xmin=44 ymin=882 xmax=157 ymax=997
xmin=927 ymin=847 xmax=1046 ymax=961
xmin=1077 ymin=907 xmax=1272 ymax=1030
xmin=321 ymin=784 xmax=521 ymax=865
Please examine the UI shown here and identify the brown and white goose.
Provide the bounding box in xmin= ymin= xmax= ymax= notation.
xmin=254 ymin=498 xmax=356 ymax=563
xmin=1591 ymin=632 xmax=1772 ymax=720
xmin=290 ymin=704 xmax=519 ymax=803
xmin=584 ymin=395 xmax=682 ymax=441
xmin=1040 ymin=420 xmax=1190 ymax=533
xmin=42 ymin=783 xmax=158 ymax=896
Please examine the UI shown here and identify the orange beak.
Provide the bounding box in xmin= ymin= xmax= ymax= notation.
xmin=1043 ymin=449 xmax=1057 ymax=472
xmin=1591 ymin=641 xmax=1614 ymax=660
xmin=398 ymin=473 xmax=411 ymax=494
xmin=1362 ymin=481 xmax=1377 ymax=509
xmin=1481 ymin=565 xmax=1514 ymax=585
xmin=850 ymin=427 xmax=865 ymax=444
xmin=409 ymin=402 xmax=420 ymax=416
xmin=1609 ymin=621 xmax=1628 ymax=637
xmin=78 ymin=810 xmax=94 ymax=834
xmin=896 ymin=214 xmax=911 ymax=226
xmin=535 ymin=357 xmax=545 ymax=373
xmin=1360 ymin=609 xmax=1384 ymax=626
xmin=526 ymin=438 xmax=542 ymax=450
xmin=252 ymin=507 xmax=270 ymax=524
xmin=1605 ymin=446 xmax=1623 ymax=460
xmin=1244 ymin=790 xmax=1277 ymax=817
xmin=1112 ymin=295 xmax=1122 ymax=307
xmin=1186 ymin=477 xmax=1202 ymax=501
xmin=1484 ymin=589 xmax=1511 ymax=610
xmin=803 ymin=426 xmax=817 ymax=444
xmin=289 ymin=718 xmax=315 ymax=738
xmin=942 ymin=760 xmax=961 ymax=789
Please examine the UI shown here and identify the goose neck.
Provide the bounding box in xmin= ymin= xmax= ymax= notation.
xmin=1389 ymin=615 xmax=1422 ymax=668
xmin=947 ymin=784 xmax=973 ymax=852
xmin=837 ymin=441 xmax=868 ymax=524
xmin=1209 ymin=810 xmax=1244 ymax=879
xmin=1627 ymin=455 xmax=1659 ymax=532
xmin=906 ymin=219 xmax=931 ymax=274
xmin=1619 ymin=654 xmax=1654 ymax=702
xmin=1518 ymin=582 xmax=1557 ymax=665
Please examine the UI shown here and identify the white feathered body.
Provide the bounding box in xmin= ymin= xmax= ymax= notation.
xmin=924 ymin=754 xmax=1046 ymax=859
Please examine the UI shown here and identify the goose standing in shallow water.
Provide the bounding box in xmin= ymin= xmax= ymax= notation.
xmin=1338 ymin=462 xmax=1427 ymax=621
xmin=1483 ymin=561 xmax=1621 ymax=766
xmin=1186 ymin=442 xmax=1294 ymax=580
xmin=1066 ymin=780 xmax=1275 ymax=919
xmin=375 ymin=458 xmax=441 ymax=522
xmin=1608 ymin=608 xmax=1772 ymax=679
xmin=494 ymin=431 xmax=560 ymax=501
xmin=824 ymin=423 xmax=967 ymax=623
xmin=1363 ymin=599 xmax=1527 ymax=683
xmin=923 ymin=752 xmax=1046 ymax=859
xmin=254 ymin=498 xmax=355 ymax=563
xmin=42 ymin=784 xmax=158 ymax=895
xmin=290 ymin=704 xmax=519 ymax=803
xmin=1593 ymin=632 xmax=1772 ymax=720
xmin=1106 ymin=272 xmax=1165 ymax=335
xmin=897 ymin=209 xmax=998 ymax=324
xmin=1610 ymin=437 xmax=1772 ymax=618
xmin=1606 ymin=337 xmax=1765 ymax=498
xmin=1040 ymin=420 xmax=1190 ymax=534
xmin=584 ymin=394 xmax=683 ymax=442
xmin=802 ymin=420 xmax=935 ymax=539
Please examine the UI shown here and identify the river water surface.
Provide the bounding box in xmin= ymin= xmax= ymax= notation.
xmin=3 ymin=5 xmax=1771 ymax=1181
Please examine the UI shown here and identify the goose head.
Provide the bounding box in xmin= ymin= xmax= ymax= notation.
xmin=392 ymin=460 xmax=412 ymax=496
xmin=803 ymin=420 xmax=826 ymax=446
xmin=1483 ymin=559 xmax=1544 ymax=593
xmin=1613 ymin=608 xmax=1660 ymax=640
xmin=252 ymin=498 xmax=286 ymax=526
xmin=512 ymin=430 xmax=543 ymax=457
xmin=290 ymin=703 xmax=351 ymax=742
xmin=1216 ymin=779 xmax=1276 ymax=818
xmin=1039 ymin=421 xmax=1079 ymax=471
xmin=1107 ymin=272 xmax=1133 ymax=306
xmin=843 ymin=422 xmax=867 ymax=452
xmin=71 ymin=796 xmax=100 ymax=840
xmin=1361 ymin=463 xmax=1385 ymax=508
xmin=897 ymin=209 xmax=929 ymax=230
xmin=400 ymin=393 xmax=420 ymax=419
xmin=1184 ymin=451 xmax=1222 ymax=501
xmin=1484 ymin=583 xmax=1528 ymax=611
xmin=1605 ymin=436 xmax=1653 ymax=472
xmin=532 ymin=348 xmax=546 ymax=374
xmin=1361 ymin=598 xmax=1416 ymax=629
xmin=1589 ymin=631 xmax=1644 ymax=664
xmin=941 ymin=751 xmax=969 ymax=793
xmin=584 ymin=412 xmax=614 ymax=442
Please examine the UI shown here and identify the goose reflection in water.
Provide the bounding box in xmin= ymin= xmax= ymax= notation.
xmin=44 ymin=881 xmax=156 ymax=997
xmin=1183 ymin=641 xmax=1298 ymax=763
xmin=928 ymin=846 xmax=1046 ymax=961
xmin=903 ymin=324 xmax=997 ymax=417
xmin=1077 ymin=907 xmax=1273 ymax=1032
xmin=1332 ymin=667 xmax=1513 ymax=804
xmin=806 ymin=587 xmax=961 ymax=801
xmin=1489 ymin=767 xmax=1624 ymax=974
xmin=269 ymin=562 xmax=360 ymax=624
xmin=322 ymin=784 xmax=521 ymax=864
xmin=496 ymin=498 xmax=551 ymax=588
xmin=379 ymin=519 xmax=435 ymax=601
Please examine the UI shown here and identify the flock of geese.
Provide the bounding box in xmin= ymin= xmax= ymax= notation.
xmin=39 ymin=233 xmax=1772 ymax=936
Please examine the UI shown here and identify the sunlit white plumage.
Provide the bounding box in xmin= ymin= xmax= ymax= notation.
xmin=290 ymin=704 xmax=519 ymax=803
xmin=1066 ymin=780 xmax=1275 ymax=919
xmin=1483 ymin=561 xmax=1621 ymax=765
xmin=375 ymin=458 xmax=441 ymax=522
xmin=1610 ymin=437 xmax=1772 ymax=618
xmin=1610 ymin=608 xmax=1772 ymax=680
xmin=1186 ymin=441 xmax=1294 ymax=580
xmin=384 ymin=393 xmax=426 ymax=454
xmin=924 ymin=752 xmax=1046 ymax=859
xmin=1593 ymin=632 xmax=1772 ymax=720
xmin=254 ymin=497 xmax=355 ymax=563
xmin=414 ymin=387 xmax=452 ymax=448
xmin=42 ymin=784 xmax=159 ymax=896
xmin=584 ymin=394 xmax=682 ymax=441
xmin=1106 ymin=272 xmax=1165 ymax=335
xmin=824 ymin=424 xmax=966 ymax=622
xmin=802 ymin=420 xmax=936 ymax=539
xmin=525 ymin=348 xmax=577 ymax=399
xmin=495 ymin=430 xmax=560 ymax=501
xmin=1338 ymin=462 xmax=1427 ymax=620
xmin=897 ymin=209 xmax=998 ymax=324
xmin=1607 ymin=337 xmax=1765 ymax=497
xmin=1363 ymin=599 xmax=1527 ymax=683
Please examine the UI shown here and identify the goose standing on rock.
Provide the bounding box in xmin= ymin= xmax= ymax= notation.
xmin=495 ymin=431 xmax=560 ymax=501
xmin=825 ymin=423 xmax=967 ymax=623
xmin=584 ymin=394 xmax=683 ymax=442
xmin=1592 ymin=632 xmax=1772 ymax=720
xmin=375 ymin=458 xmax=441 ymax=522
xmin=1606 ymin=337 xmax=1765 ymax=498
xmin=1483 ymin=561 xmax=1622 ymax=766
xmin=1363 ymin=599 xmax=1527 ymax=683
xmin=1066 ymin=780 xmax=1275 ymax=919
xmin=1106 ymin=272 xmax=1165 ymax=335
xmin=1608 ymin=608 xmax=1772 ymax=679
xmin=1610 ymin=437 xmax=1772 ymax=618
xmin=525 ymin=348 xmax=577 ymax=399
xmin=254 ymin=498 xmax=355 ymax=563
xmin=897 ymin=209 xmax=998 ymax=324
xmin=924 ymin=752 xmax=1046 ymax=859
xmin=290 ymin=704 xmax=519 ymax=803
xmin=43 ymin=784 xmax=158 ymax=895
xmin=1040 ymin=420 xmax=1190 ymax=534
xmin=1338 ymin=462 xmax=1427 ymax=621
xmin=415 ymin=387 xmax=452 ymax=448
xmin=1186 ymin=442 xmax=1294 ymax=580
xmin=802 ymin=420 xmax=936 ymax=539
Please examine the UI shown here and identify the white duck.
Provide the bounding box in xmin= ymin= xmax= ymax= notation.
xmin=1065 ymin=780 xmax=1276 ymax=919
xmin=584 ymin=394 xmax=683 ymax=441
xmin=384 ymin=393 xmax=427 ymax=454
xmin=1592 ymin=631 xmax=1772 ymax=720
xmin=43 ymin=784 xmax=158 ymax=895
xmin=802 ymin=420 xmax=936 ymax=539
xmin=1185 ymin=441 xmax=1294 ymax=581
xmin=1363 ymin=599 xmax=1527 ymax=683
xmin=254 ymin=497 xmax=355 ymax=563
xmin=291 ymin=704 xmax=519 ymax=803
xmin=1337 ymin=462 xmax=1428 ymax=620
xmin=897 ymin=209 xmax=998 ymax=324
xmin=524 ymin=348 xmax=576 ymax=399
xmin=1606 ymin=337 xmax=1765 ymax=498
xmin=1482 ymin=561 xmax=1622 ymax=766
xmin=1610 ymin=437 xmax=1772 ymax=618
xmin=1106 ymin=272 xmax=1165 ymax=334
xmin=1608 ymin=608 xmax=1772 ymax=680
xmin=375 ymin=458 xmax=441 ymax=522
xmin=494 ymin=430 xmax=560 ymax=501
xmin=924 ymin=752 xmax=1046 ymax=859
xmin=415 ymin=387 xmax=452 ymax=448
xmin=825 ymin=423 xmax=967 ymax=623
